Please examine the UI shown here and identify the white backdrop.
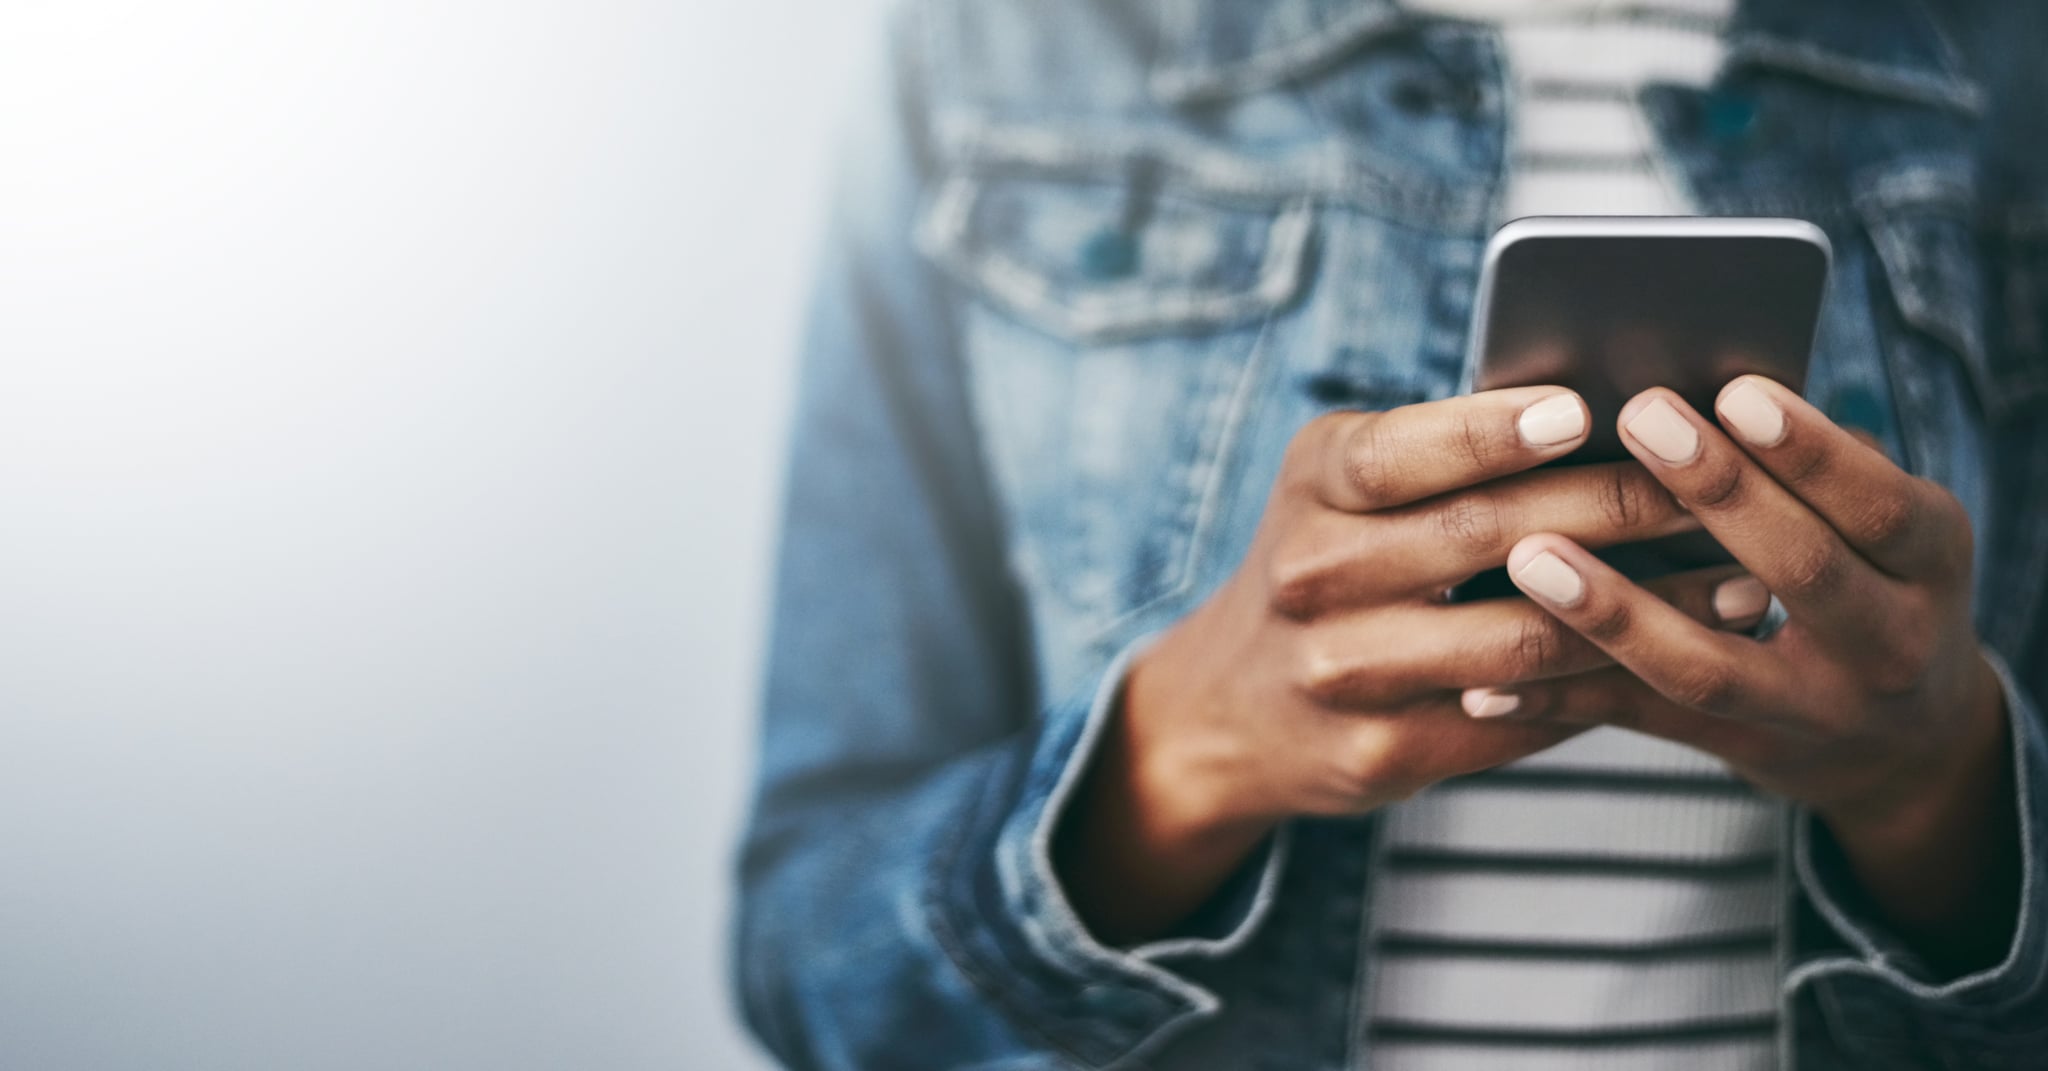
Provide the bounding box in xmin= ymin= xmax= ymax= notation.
xmin=0 ymin=3 xmax=884 ymax=1067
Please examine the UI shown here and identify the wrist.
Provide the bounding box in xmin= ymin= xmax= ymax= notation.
xmin=1053 ymin=677 xmax=1272 ymax=946
xmin=1122 ymin=643 xmax=1279 ymax=850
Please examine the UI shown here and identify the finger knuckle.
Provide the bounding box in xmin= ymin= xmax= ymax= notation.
xmin=1924 ymin=481 xmax=1970 ymax=532
xmin=1599 ymin=466 xmax=1658 ymax=531
xmin=1340 ymin=729 xmax=1414 ymax=799
xmin=1265 ymin=540 xmax=1336 ymax=622
xmin=1291 ymin=413 xmax=1349 ymax=464
xmin=1900 ymin=481 xmax=1982 ymax=573
xmin=1581 ymin=599 xmax=1636 ymax=644
xmin=1285 ymin=414 xmax=1348 ymax=499
xmin=1853 ymin=488 xmax=1919 ymax=554
xmin=1452 ymin=412 xmax=1503 ymax=474
xmin=1918 ymin=482 xmax=1976 ymax=575
xmin=1267 ymin=568 xmax=1326 ymax=622
xmin=1510 ymin=613 xmax=1571 ymax=677
xmin=1688 ymin=458 xmax=1747 ymax=512
xmin=1293 ymin=411 xmax=1352 ymax=466
xmin=1433 ymin=494 xmax=1507 ymax=558
xmin=1778 ymin=542 xmax=1849 ymax=602
xmin=1294 ymin=642 xmax=1369 ymax=708
xmin=1340 ymin=421 xmax=1407 ymax=511
xmin=1669 ymin=661 xmax=1743 ymax=714
xmin=1781 ymin=441 xmax=1834 ymax=487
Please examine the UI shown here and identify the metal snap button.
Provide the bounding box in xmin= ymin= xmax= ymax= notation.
xmin=1078 ymin=227 xmax=1139 ymax=280
xmin=1391 ymin=76 xmax=1450 ymax=116
xmin=1702 ymin=88 xmax=1759 ymax=143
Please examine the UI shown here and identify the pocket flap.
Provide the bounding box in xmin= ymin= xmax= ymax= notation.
xmin=1864 ymin=204 xmax=2048 ymax=421
xmin=916 ymin=172 xmax=1313 ymax=343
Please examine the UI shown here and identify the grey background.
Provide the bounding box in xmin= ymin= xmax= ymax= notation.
xmin=0 ymin=3 xmax=881 ymax=1067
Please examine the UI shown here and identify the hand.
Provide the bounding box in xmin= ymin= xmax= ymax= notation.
xmin=1490 ymin=376 xmax=2017 ymax=972
xmin=1057 ymin=387 xmax=1760 ymax=944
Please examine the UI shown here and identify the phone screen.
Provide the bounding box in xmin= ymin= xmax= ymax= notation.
xmin=1458 ymin=219 xmax=1831 ymax=597
xmin=1472 ymin=221 xmax=1830 ymax=464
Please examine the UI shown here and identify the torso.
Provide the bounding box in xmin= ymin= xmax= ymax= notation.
xmin=911 ymin=1 xmax=2048 ymax=1064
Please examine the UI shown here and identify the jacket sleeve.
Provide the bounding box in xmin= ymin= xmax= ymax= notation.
xmin=1785 ymin=9 xmax=2048 ymax=1055
xmin=1787 ymin=650 xmax=2048 ymax=1067
xmin=1787 ymin=216 xmax=2048 ymax=1064
xmin=730 ymin=9 xmax=1280 ymax=1069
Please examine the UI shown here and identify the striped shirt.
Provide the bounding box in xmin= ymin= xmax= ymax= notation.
xmin=1364 ymin=3 xmax=1781 ymax=1069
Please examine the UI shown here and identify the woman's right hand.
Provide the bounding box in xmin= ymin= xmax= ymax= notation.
xmin=1057 ymin=387 xmax=1772 ymax=944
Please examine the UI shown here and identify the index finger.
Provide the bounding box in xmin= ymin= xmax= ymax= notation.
xmin=1311 ymin=387 xmax=1589 ymax=512
xmin=1713 ymin=375 xmax=1966 ymax=580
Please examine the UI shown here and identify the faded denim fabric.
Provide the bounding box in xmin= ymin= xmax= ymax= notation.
xmin=734 ymin=1 xmax=2048 ymax=1068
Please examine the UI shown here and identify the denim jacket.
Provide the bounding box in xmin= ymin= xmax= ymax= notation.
xmin=735 ymin=1 xmax=2048 ymax=1067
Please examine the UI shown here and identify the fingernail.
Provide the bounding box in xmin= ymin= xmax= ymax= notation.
xmin=1713 ymin=575 xmax=1771 ymax=623
xmin=1625 ymin=398 xmax=1700 ymax=464
xmin=1462 ymin=688 xmax=1522 ymax=719
xmin=1719 ymin=381 xmax=1786 ymax=447
xmin=1518 ymin=394 xmax=1586 ymax=447
xmin=1514 ymin=550 xmax=1585 ymax=607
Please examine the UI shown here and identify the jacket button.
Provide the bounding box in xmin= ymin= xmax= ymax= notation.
xmin=1703 ymin=88 xmax=1759 ymax=144
xmin=1391 ymin=76 xmax=1443 ymax=115
xmin=1391 ymin=76 xmax=1479 ymax=117
xmin=1079 ymin=227 xmax=1139 ymax=280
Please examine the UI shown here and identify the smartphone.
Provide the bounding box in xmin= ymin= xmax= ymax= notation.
xmin=1457 ymin=216 xmax=1832 ymax=598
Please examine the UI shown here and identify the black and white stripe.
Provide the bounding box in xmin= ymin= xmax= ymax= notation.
xmin=1366 ymin=731 xmax=1783 ymax=1071
xmin=1411 ymin=0 xmax=1735 ymax=217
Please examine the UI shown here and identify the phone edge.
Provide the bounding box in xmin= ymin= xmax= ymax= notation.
xmin=1462 ymin=216 xmax=1835 ymax=386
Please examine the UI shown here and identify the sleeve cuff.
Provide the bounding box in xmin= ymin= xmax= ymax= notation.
xmin=1005 ymin=632 xmax=1287 ymax=966
xmin=971 ymin=635 xmax=1288 ymax=1061
xmin=1787 ymin=648 xmax=2048 ymax=1014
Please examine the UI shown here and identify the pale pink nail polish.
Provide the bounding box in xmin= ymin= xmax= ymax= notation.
xmin=1462 ymin=688 xmax=1522 ymax=719
xmin=1515 ymin=550 xmax=1585 ymax=607
xmin=1625 ymin=398 xmax=1701 ymax=464
xmin=1518 ymin=394 xmax=1586 ymax=447
xmin=1719 ymin=381 xmax=1787 ymax=447
xmin=1713 ymin=575 xmax=1771 ymax=622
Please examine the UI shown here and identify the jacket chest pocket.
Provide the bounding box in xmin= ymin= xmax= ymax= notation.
xmin=917 ymin=167 xmax=1313 ymax=630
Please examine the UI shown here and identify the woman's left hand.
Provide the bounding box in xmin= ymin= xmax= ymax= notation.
xmin=1481 ymin=375 xmax=2018 ymax=973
